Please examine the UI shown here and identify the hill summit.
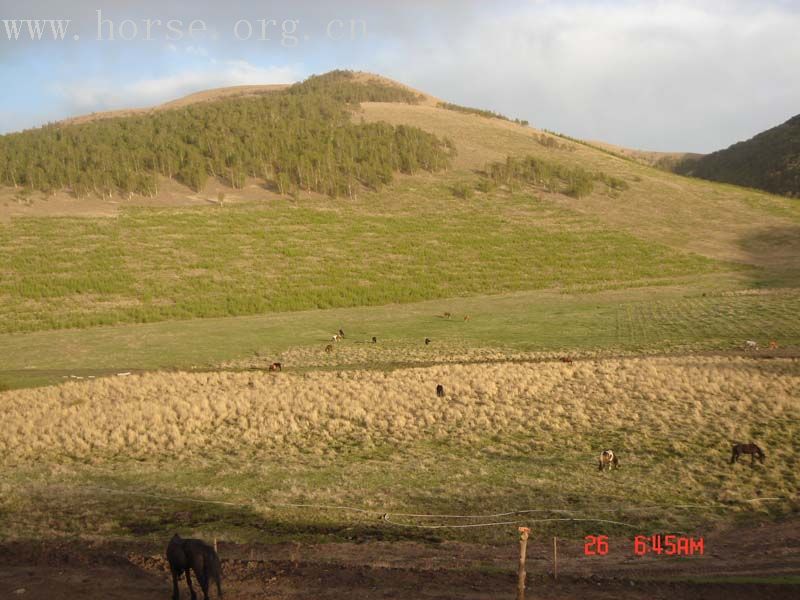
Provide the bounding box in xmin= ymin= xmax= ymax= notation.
xmin=0 ymin=70 xmax=452 ymax=199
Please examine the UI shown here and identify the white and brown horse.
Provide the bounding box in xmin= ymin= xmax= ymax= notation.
xmin=598 ymin=449 xmax=620 ymax=471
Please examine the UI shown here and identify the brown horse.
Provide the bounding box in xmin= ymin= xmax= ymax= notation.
xmin=325 ymin=344 xmax=333 ymax=353
xmin=269 ymin=362 xmax=282 ymax=372
xmin=436 ymin=384 xmax=445 ymax=398
xmin=730 ymin=443 xmax=765 ymax=465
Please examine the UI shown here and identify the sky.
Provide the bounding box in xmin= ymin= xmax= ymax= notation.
xmin=1 ymin=0 xmax=799 ymax=153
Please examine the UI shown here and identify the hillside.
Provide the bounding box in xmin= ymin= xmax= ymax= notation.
xmin=0 ymin=71 xmax=449 ymax=199
xmin=1 ymin=70 xmax=799 ymax=337
xmin=675 ymin=113 xmax=800 ymax=198
xmin=586 ymin=139 xmax=702 ymax=169
xmin=358 ymin=100 xmax=800 ymax=272
xmin=56 ymin=83 xmax=291 ymax=126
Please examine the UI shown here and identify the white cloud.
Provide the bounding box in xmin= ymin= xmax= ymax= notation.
xmin=54 ymin=60 xmax=301 ymax=112
xmin=372 ymin=0 xmax=800 ymax=152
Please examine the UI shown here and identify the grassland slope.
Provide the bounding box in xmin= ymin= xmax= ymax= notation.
xmin=358 ymin=101 xmax=800 ymax=274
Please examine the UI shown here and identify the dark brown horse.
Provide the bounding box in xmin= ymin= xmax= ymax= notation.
xmin=436 ymin=384 xmax=445 ymax=398
xmin=166 ymin=534 xmax=222 ymax=599
xmin=268 ymin=362 xmax=282 ymax=372
xmin=730 ymin=443 xmax=765 ymax=465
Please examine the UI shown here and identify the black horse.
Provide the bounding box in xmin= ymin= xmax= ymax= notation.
xmin=730 ymin=443 xmax=766 ymax=465
xmin=436 ymin=384 xmax=445 ymax=398
xmin=166 ymin=534 xmax=223 ymax=599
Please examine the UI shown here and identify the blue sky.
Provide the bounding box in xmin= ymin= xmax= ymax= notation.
xmin=1 ymin=0 xmax=799 ymax=152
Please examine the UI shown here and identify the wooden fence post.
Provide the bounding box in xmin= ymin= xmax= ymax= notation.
xmin=553 ymin=536 xmax=558 ymax=580
xmin=517 ymin=527 xmax=530 ymax=600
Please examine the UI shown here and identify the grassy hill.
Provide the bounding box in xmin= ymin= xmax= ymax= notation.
xmin=675 ymin=113 xmax=800 ymax=198
xmin=1 ymin=71 xmax=799 ymax=549
xmin=0 ymin=70 xmax=798 ymax=337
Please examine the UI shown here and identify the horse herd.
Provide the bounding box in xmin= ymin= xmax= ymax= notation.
xmin=193 ymin=329 xmax=770 ymax=600
xmin=744 ymin=339 xmax=779 ymax=351
xmin=319 ymin=328 xmax=430 ymax=355
xmin=598 ymin=442 xmax=766 ymax=472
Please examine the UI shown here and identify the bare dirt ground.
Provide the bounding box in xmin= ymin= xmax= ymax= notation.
xmin=2 ymin=520 xmax=798 ymax=599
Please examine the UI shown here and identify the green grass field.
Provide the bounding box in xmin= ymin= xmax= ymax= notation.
xmin=0 ymin=179 xmax=721 ymax=334
xmin=1 ymin=280 xmax=799 ymax=390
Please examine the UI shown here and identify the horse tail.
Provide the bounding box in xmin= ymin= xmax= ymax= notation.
xmin=206 ymin=548 xmax=223 ymax=597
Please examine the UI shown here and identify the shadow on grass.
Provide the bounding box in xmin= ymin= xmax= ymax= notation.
xmin=115 ymin=497 xmax=444 ymax=545
xmin=738 ymin=226 xmax=800 ymax=288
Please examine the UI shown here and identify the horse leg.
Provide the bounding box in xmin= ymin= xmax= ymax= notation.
xmin=197 ymin=568 xmax=210 ymax=600
xmin=185 ymin=570 xmax=197 ymax=600
xmin=171 ymin=570 xmax=181 ymax=600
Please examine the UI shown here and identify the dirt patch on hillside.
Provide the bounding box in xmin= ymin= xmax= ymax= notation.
xmin=0 ymin=176 xmax=289 ymax=220
xmin=1 ymin=520 xmax=798 ymax=599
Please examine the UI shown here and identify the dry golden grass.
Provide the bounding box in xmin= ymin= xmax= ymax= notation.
xmin=2 ymin=354 xmax=797 ymax=542
xmin=2 ymin=356 xmax=797 ymax=480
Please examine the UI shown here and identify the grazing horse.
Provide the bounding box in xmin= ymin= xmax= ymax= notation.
xmin=744 ymin=340 xmax=759 ymax=351
xmin=325 ymin=344 xmax=334 ymax=354
xmin=372 ymin=336 xmax=377 ymax=343
xmin=769 ymin=340 xmax=779 ymax=350
xmin=425 ymin=337 xmax=431 ymax=345
xmin=269 ymin=362 xmax=282 ymax=372
xmin=332 ymin=334 xmax=339 ymax=342
xmin=463 ymin=315 xmax=470 ymax=321
xmin=436 ymin=384 xmax=445 ymax=398
xmin=560 ymin=357 xmax=573 ymax=364
xmin=166 ymin=534 xmax=223 ymax=600
xmin=443 ymin=312 xmax=451 ymax=319
xmin=598 ymin=449 xmax=619 ymax=471
xmin=730 ymin=442 xmax=765 ymax=465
